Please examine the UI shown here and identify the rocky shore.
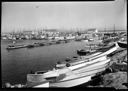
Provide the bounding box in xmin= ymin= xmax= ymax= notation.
xmin=87 ymin=48 xmax=127 ymax=89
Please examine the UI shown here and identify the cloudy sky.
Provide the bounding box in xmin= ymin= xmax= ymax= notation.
xmin=2 ymin=0 xmax=127 ymax=32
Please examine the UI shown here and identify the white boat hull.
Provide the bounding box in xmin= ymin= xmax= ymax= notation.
xmin=69 ymin=55 xmax=107 ymax=70
xmin=72 ymin=58 xmax=110 ymax=73
xmin=33 ymin=82 xmax=49 ymax=88
xmin=50 ymin=75 xmax=91 ymax=87
xmin=50 ymin=59 xmax=110 ymax=87
xmin=50 ymin=67 xmax=106 ymax=87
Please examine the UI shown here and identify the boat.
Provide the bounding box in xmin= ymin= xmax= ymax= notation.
xmin=27 ymin=45 xmax=114 ymax=87
xmin=27 ymin=44 xmax=35 ymax=48
xmin=6 ymin=44 xmax=27 ymax=50
xmin=50 ymin=58 xmax=111 ymax=87
xmin=39 ymin=43 xmax=45 ymax=46
xmin=82 ymin=40 xmax=88 ymax=42
xmin=117 ymin=41 xmax=127 ymax=48
xmin=75 ymin=39 xmax=82 ymax=41
xmin=34 ymin=42 xmax=40 ymax=47
xmin=48 ymin=42 xmax=54 ymax=45
xmin=76 ymin=42 xmax=104 ymax=56
xmin=27 ymin=57 xmax=111 ymax=87
xmin=6 ymin=40 xmax=27 ymax=50
xmin=77 ymin=49 xmax=96 ymax=56
xmin=56 ymin=40 xmax=61 ymax=44
xmin=26 ymin=42 xmax=120 ymax=87
xmin=56 ymin=42 xmax=119 ymax=68
xmin=26 ymin=81 xmax=49 ymax=88
xmin=64 ymin=39 xmax=70 ymax=43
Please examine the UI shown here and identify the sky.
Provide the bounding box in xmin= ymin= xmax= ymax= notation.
xmin=2 ymin=0 xmax=127 ymax=33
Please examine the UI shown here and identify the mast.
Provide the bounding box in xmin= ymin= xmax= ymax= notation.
xmin=113 ymin=24 xmax=115 ymax=33
xmin=104 ymin=25 xmax=106 ymax=33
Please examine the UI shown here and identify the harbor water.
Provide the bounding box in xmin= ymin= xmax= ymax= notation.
xmin=1 ymin=40 xmax=88 ymax=85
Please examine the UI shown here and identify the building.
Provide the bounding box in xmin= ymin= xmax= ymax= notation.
xmin=87 ymin=28 xmax=98 ymax=34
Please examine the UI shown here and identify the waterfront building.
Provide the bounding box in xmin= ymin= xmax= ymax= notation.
xmin=66 ymin=36 xmax=75 ymax=40
xmin=87 ymin=28 xmax=98 ymax=34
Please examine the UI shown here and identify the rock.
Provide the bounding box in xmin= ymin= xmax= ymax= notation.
xmin=110 ymin=49 xmax=127 ymax=65
xmin=101 ymin=72 xmax=127 ymax=89
xmin=110 ymin=63 xmax=127 ymax=72
xmin=5 ymin=83 xmax=11 ymax=88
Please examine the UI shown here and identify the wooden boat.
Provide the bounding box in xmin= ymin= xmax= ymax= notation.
xmin=77 ymin=49 xmax=96 ymax=56
xmin=33 ymin=42 xmax=40 ymax=47
xmin=27 ymin=58 xmax=110 ymax=87
xmin=75 ymin=39 xmax=82 ymax=41
xmin=27 ymin=44 xmax=35 ymax=48
xmin=6 ymin=44 xmax=27 ymax=50
xmin=56 ymin=42 xmax=119 ymax=68
xmin=26 ymin=81 xmax=49 ymax=88
xmin=56 ymin=40 xmax=61 ymax=44
xmin=117 ymin=41 xmax=127 ymax=48
xmin=39 ymin=43 xmax=45 ymax=46
xmin=50 ymin=59 xmax=110 ymax=87
xmin=26 ymin=42 xmax=120 ymax=87
xmin=64 ymin=39 xmax=70 ymax=43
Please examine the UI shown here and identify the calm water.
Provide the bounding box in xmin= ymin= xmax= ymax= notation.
xmin=1 ymin=40 xmax=87 ymax=85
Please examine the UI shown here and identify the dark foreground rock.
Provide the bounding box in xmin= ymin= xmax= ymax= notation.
xmin=87 ymin=48 xmax=127 ymax=89
xmin=101 ymin=72 xmax=127 ymax=89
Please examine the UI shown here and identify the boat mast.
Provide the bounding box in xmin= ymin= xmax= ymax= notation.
xmin=113 ymin=24 xmax=115 ymax=34
xmin=104 ymin=25 xmax=106 ymax=33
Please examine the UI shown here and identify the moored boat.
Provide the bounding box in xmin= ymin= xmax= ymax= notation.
xmin=27 ymin=44 xmax=35 ymax=48
xmin=6 ymin=44 xmax=27 ymax=50
xmin=55 ymin=40 xmax=61 ymax=44
xmin=33 ymin=42 xmax=40 ymax=47
xmin=77 ymin=49 xmax=96 ymax=56
xmin=117 ymin=41 xmax=127 ymax=48
xmin=39 ymin=43 xmax=45 ymax=46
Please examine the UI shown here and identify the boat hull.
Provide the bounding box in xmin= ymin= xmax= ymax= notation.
xmin=117 ymin=41 xmax=127 ymax=48
xmin=50 ymin=75 xmax=92 ymax=87
xmin=27 ymin=58 xmax=110 ymax=87
xmin=72 ymin=58 xmax=110 ymax=73
xmin=77 ymin=50 xmax=90 ymax=56
xmin=33 ymin=82 xmax=49 ymax=88
xmin=69 ymin=55 xmax=107 ymax=70
xmin=50 ymin=59 xmax=110 ymax=87
xmin=50 ymin=64 xmax=108 ymax=87
xmin=6 ymin=45 xmax=27 ymax=50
